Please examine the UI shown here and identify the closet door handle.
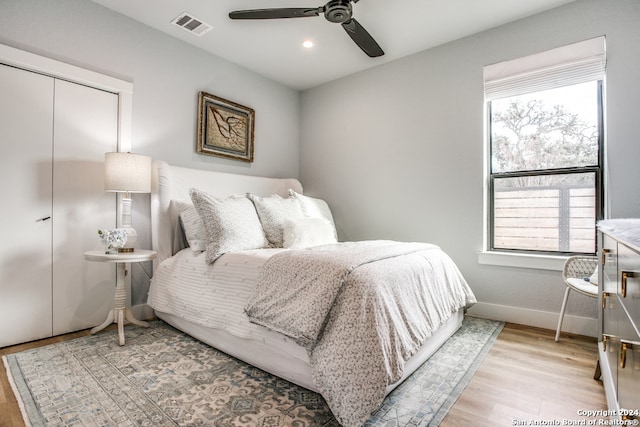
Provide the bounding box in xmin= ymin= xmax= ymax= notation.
xmin=36 ymin=216 xmax=51 ymax=222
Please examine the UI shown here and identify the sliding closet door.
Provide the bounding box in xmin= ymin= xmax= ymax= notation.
xmin=0 ymin=64 xmax=54 ymax=347
xmin=52 ymin=79 xmax=117 ymax=335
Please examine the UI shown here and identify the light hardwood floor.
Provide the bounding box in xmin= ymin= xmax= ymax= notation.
xmin=1 ymin=322 xmax=605 ymax=427
xmin=441 ymin=323 xmax=606 ymax=426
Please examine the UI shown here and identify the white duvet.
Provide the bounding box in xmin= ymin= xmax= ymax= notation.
xmin=147 ymin=247 xmax=308 ymax=359
xmin=245 ymin=241 xmax=476 ymax=426
xmin=148 ymin=243 xmax=476 ymax=427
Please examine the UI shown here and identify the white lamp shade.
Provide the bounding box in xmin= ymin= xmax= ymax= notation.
xmin=104 ymin=152 xmax=151 ymax=193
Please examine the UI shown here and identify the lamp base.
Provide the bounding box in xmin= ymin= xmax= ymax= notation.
xmin=118 ymin=226 xmax=137 ymax=252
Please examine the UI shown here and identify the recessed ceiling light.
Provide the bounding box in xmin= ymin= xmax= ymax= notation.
xmin=302 ymin=40 xmax=314 ymax=49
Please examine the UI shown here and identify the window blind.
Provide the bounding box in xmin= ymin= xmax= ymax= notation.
xmin=484 ymin=36 xmax=606 ymax=100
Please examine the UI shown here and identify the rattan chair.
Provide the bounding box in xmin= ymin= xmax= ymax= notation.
xmin=555 ymin=255 xmax=599 ymax=342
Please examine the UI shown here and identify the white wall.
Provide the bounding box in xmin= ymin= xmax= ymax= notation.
xmin=0 ymin=0 xmax=301 ymax=304
xmin=300 ymin=0 xmax=640 ymax=334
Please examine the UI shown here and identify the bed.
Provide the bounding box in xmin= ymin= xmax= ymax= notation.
xmin=148 ymin=160 xmax=476 ymax=427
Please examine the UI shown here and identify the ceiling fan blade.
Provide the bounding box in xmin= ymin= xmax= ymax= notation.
xmin=341 ymin=18 xmax=384 ymax=57
xmin=229 ymin=8 xmax=321 ymax=20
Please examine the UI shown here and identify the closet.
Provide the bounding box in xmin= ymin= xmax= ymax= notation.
xmin=0 ymin=59 xmax=119 ymax=347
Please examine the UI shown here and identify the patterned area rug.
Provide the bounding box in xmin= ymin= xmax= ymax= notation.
xmin=4 ymin=316 xmax=503 ymax=427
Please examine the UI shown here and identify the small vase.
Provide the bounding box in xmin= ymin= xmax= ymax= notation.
xmin=105 ymin=245 xmax=119 ymax=255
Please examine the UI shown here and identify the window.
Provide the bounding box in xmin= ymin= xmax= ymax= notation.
xmin=484 ymin=37 xmax=605 ymax=255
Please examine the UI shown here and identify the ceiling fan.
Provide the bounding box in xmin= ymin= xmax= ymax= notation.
xmin=228 ymin=0 xmax=384 ymax=58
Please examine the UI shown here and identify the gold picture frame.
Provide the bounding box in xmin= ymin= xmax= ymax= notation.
xmin=196 ymin=91 xmax=255 ymax=162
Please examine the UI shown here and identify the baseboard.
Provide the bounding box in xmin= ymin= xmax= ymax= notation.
xmin=131 ymin=303 xmax=155 ymax=321
xmin=467 ymin=302 xmax=597 ymax=338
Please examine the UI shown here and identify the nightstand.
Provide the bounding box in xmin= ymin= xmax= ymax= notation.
xmin=84 ymin=249 xmax=157 ymax=345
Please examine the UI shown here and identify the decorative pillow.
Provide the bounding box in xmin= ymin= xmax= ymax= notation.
xmin=247 ymin=193 xmax=304 ymax=247
xmin=190 ymin=188 xmax=268 ymax=263
xmin=283 ymin=217 xmax=338 ymax=249
xmin=288 ymin=189 xmax=337 ymax=239
xmin=173 ymin=200 xmax=206 ymax=253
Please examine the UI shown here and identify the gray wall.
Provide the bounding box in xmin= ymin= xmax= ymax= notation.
xmin=0 ymin=0 xmax=301 ymax=304
xmin=300 ymin=0 xmax=640 ymax=330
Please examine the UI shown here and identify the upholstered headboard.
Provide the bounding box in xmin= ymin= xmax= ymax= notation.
xmin=150 ymin=160 xmax=303 ymax=269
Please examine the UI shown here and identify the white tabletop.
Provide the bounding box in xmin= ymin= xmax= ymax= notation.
xmin=84 ymin=249 xmax=157 ymax=263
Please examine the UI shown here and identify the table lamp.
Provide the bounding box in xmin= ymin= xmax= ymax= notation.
xmin=104 ymin=152 xmax=151 ymax=252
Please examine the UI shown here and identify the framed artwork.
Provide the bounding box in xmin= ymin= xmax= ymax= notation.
xmin=196 ymin=91 xmax=255 ymax=162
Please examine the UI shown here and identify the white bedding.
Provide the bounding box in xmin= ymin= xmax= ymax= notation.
xmin=148 ymin=242 xmax=474 ymax=426
xmin=148 ymin=247 xmax=308 ymax=364
xmin=149 ymin=161 xmax=473 ymax=425
xmin=246 ymin=241 xmax=475 ymax=426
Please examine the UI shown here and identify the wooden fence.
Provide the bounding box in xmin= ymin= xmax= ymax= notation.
xmin=494 ymin=186 xmax=596 ymax=253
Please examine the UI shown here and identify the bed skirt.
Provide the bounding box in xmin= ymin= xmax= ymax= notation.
xmin=155 ymin=307 xmax=463 ymax=395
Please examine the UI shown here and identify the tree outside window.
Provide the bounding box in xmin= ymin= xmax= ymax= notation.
xmin=489 ymin=81 xmax=603 ymax=254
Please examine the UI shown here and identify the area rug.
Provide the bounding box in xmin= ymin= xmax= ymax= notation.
xmin=4 ymin=316 xmax=503 ymax=427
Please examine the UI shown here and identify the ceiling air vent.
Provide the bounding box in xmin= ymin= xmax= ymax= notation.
xmin=171 ymin=12 xmax=212 ymax=36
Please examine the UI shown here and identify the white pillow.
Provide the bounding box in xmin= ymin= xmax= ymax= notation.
xmin=247 ymin=193 xmax=304 ymax=247
xmin=173 ymin=200 xmax=206 ymax=253
xmin=288 ymin=189 xmax=337 ymax=239
xmin=190 ymin=188 xmax=268 ymax=263
xmin=283 ymin=217 xmax=338 ymax=249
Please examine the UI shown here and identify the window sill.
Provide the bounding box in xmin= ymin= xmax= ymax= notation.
xmin=477 ymin=251 xmax=567 ymax=271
